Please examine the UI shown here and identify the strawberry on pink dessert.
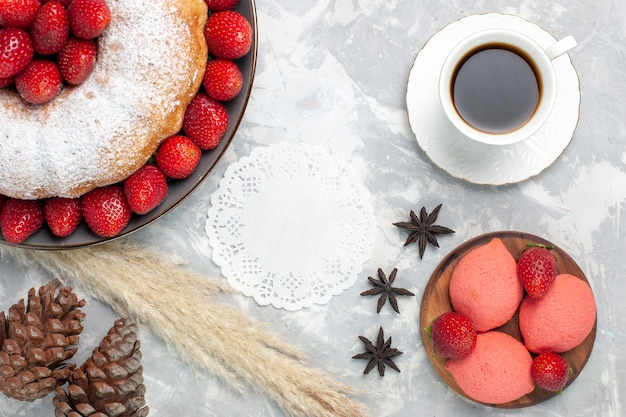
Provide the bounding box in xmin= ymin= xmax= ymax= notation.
xmin=519 ymin=273 xmax=596 ymax=353
xmin=445 ymin=331 xmax=534 ymax=404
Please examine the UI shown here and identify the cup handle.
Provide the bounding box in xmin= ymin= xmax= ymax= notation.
xmin=545 ymin=35 xmax=577 ymax=60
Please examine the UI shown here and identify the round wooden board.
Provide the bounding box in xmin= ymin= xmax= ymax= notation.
xmin=419 ymin=231 xmax=597 ymax=408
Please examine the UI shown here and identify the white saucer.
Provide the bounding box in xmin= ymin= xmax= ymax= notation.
xmin=406 ymin=13 xmax=580 ymax=185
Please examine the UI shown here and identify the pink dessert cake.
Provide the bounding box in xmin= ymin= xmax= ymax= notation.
xmin=449 ymin=238 xmax=524 ymax=332
xmin=519 ymin=273 xmax=596 ymax=353
xmin=445 ymin=331 xmax=534 ymax=404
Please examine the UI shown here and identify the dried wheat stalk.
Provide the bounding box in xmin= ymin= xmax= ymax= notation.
xmin=1 ymin=241 xmax=367 ymax=417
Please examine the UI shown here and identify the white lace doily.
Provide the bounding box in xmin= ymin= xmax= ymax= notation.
xmin=206 ymin=143 xmax=376 ymax=310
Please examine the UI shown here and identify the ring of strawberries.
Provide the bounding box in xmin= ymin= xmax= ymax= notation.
xmin=0 ymin=0 xmax=253 ymax=243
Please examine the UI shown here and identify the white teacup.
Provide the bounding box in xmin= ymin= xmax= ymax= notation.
xmin=439 ymin=29 xmax=577 ymax=146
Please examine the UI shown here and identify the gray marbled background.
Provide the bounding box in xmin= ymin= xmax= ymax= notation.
xmin=1 ymin=0 xmax=624 ymax=416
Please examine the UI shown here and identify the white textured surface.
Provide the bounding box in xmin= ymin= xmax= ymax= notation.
xmin=1 ymin=0 xmax=625 ymax=416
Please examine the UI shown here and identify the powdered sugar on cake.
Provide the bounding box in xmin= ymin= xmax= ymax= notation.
xmin=0 ymin=0 xmax=208 ymax=199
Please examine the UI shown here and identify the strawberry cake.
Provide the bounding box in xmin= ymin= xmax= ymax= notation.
xmin=445 ymin=331 xmax=534 ymax=404
xmin=449 ymin=238 xmax=524 ymax=332
xmin=0 ymin=0 xmax=208 ymax=200
xmin=519 ymin=273 xmax=596 ymax=353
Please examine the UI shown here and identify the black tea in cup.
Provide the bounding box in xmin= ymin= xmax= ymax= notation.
xmin=451 ymin=44 xmax=541 ymax=134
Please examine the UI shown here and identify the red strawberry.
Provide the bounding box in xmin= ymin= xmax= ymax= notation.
xmin=0 ymin=75 xmax=14 ymax=87
xmin=67 ymin=0 xmax=111 ymax=40
xmin=518 ymin=244 xmax=559 ymax=299
xmin=204 ymin=0 xmax=239 ymax=12
xmin=43 ymin=0 xmax=71 ymax=7
xmin=15 ymin=59 xmax=62 ymax=104
xmin=123 ymin=164 xmax=169 ymax=215
xmin=43 ymin=197 xmax=82 ymax=237
xmin=57 ymin=36 xmax=96 ymax=84
xmin=204 ymin=10 xmax=252 ymax=59
xmin=531 ymin=352 xmax=571 ymax=392
xmin=0 ymin=0 xmax=41 ymax=30
xmin=0 ymin=28 xmax=34 ymax=78
xmin=182 ymin=93 xmax=228 ymax=150
xmin=30 ymin=1 xmax=69 ymax=55
xmin=81 ymin=185 xmax=131 ymax=237
xmin=429 ymin=311 xmax=477 ymax=359
xmin=0 ymin=198 xmax=44 ymax=244
xmin=155 ymin=135 xmax=202 ymax=179
xmin=203 ymin=58 xmax=243 ymax=101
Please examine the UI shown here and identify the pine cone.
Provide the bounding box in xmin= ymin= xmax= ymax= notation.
xmin=54 ymin=317 xmax=149 ymax=417
xmin=0 ymin=279 xmax=85 ymax=401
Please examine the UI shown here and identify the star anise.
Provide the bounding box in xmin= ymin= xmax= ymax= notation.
xmin=360 ymin=268 xmax=414 ymax=314
xmin=352 ymin=327 xmax=403 ymax=377
xmin=393 ymin=203 xmax=455 ymax=259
